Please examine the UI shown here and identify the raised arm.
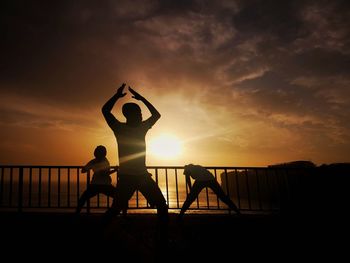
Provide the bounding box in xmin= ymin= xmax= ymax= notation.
xmin=128 ymin=86 xmax=161 ymax=126
xmin=102 ymin=83 xmax=126 ymax=128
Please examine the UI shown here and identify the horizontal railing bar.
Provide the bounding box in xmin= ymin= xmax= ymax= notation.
xmin=0 ymin=165 xmax=317 ymax=170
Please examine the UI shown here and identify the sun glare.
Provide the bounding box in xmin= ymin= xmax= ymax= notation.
xmin=149 ymin=134 xmax=182 ymax=159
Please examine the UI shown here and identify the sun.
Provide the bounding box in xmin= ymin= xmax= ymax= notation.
xmin=149 ymin=134 xmax=182 ymax=159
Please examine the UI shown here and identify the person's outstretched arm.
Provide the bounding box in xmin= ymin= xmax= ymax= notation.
xmin=185 ymin=173 xmax=192 ymax=192
xmin=128 ymin=86 xmax=161 ymax=127
xmin=81 ymin=159 xmax=95 ymax=173
xmin=102 ymin=83 xmax=126 ymax=128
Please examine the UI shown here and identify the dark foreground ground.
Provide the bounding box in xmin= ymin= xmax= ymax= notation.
xmin=0 ymin=211 xmax=348 ymax=262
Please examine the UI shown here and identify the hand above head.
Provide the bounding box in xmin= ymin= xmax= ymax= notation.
xmin=129 ymin=86 xmax=144 ymax=100
xmin=116 ymin=83 xmax=127 ymax=98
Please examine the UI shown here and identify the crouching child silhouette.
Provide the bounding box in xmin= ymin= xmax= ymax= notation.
xmin=76 ymin=145 xmax=125 ymax=214
xmin=179 ymin=164 xmax=240 ymax=219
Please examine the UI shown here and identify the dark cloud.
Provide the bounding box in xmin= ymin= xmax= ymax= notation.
xmin=291 ymin=48 xmax=350 ymax=76
xmin=233 ymin=0 xmax=307 ymax=43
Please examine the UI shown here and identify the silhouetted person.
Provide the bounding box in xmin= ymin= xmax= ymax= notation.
xmin=102 ymin=83 xmax=168 ymax=238
xmin=76 ymin=145 xmax=122 ymax=214
xmin=178 ymin=164 xmax=240 ymax=219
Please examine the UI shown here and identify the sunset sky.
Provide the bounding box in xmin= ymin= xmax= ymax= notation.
xmin=1 ymin=0 xmax=349 ymax=167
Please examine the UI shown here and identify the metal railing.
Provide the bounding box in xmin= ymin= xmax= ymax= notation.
xmin=0 ymin=165 xmax=309 ymax=214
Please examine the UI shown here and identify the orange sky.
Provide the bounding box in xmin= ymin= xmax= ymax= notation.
xmin=1 ymin=1 xmax=349 ymax=167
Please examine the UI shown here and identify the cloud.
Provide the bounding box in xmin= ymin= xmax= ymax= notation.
xmin=0 ymin=0 xmax=349 ymax=165
xmin=296 ymin=2 xmax=350 ymax=54
xmin=0 ymin=90 xmax=101 ymax=131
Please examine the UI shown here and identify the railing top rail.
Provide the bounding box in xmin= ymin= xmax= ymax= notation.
xmin=0 ymin=165 xmax=316 ymax=170
xmin=0 ymin=165 xmax=83 ymax=169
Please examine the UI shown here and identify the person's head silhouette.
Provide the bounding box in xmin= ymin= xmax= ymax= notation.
xmin=183 ymin=164 xmax=195 ymax=175
xmin=94 ymin=145 xmax=107 ymax=159
xmin=122 ymin=103 xmax=142 ymax=124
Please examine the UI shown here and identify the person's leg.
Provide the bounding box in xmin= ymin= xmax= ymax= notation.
xmin=178 ymin=181 xmax=205 ymax=218
xmin=100 ymin=185 xmax=128 ymax=217
xmin=104 ymin=176 xmax=135 ymax=219
xmin=138 ymin=176 xmax=168 ymax=221
xmin=138 ymin=175 xmax=169 ymax=255
xmin=99 ymin=185 xmax=116 ymax=197
xmin=76 ymin=186 xmax=98 ymax=213
xmin=209 ymin=180 xmax=240 ymax=214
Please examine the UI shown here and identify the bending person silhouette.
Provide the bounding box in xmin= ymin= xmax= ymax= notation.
xmin=179 ymin=164 xmax=240 ymax=219
xmin=102 ymin=83 xmax=168 ymax=225
xmin=76 ymin=145 xmax=121 ymax=214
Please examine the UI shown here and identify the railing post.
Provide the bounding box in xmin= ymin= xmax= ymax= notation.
xmin=28 ymin=168 xmax=32 ymax=207
xmin=245 ymin=168 xmax=252 ymax=210
xmin=76 ymin=168 xmax=80 ymax=210
xmin=0 ymin=167 xmax=4 ymax=205
xmin=165 ymin=169 xmax=169 ymax=206
xmin=58 ymin=168 xmax=61 ymax=207
xmin=175 ymin=168 xmax=179 ymax=208
xmin=9 ymin=168 xmax=13 ymax=206
xmin=86 ymin=170 xmax=90 ymax=214
xmin=224 ymin=168 xmax=230 ymax=213
xmin=255 ymin=169 xmax=263 ymax=211
xmin=67 ymin=168 xmax=70 ymax=207
xmin=235 ymin=168 xmax=241 ymax=210
xmin=38 ymin=168 xmax=42 ymax=207
xmin=18 ymin=167 xmax=24 ymax=213
xmin=48 ymin=168 xmax=51 ymax=207
xmin=155 ymin=168 xmax=159 ymax=184
xmin=214 ymin=169 xmax=220 ymax=209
